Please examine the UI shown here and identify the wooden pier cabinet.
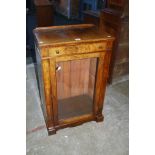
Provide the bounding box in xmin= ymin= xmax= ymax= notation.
xmin=33 ymin=24 xmax=114 ymax=135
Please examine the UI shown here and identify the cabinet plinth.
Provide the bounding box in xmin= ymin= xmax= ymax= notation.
xmin=33 ymin=24 xmax=115 ymax=135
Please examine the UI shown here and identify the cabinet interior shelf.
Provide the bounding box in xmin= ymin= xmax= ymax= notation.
xmin=58 ymin=95 xmax=93 ymax=120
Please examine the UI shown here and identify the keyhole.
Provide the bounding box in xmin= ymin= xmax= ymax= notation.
xmin=56 ymin=50 xmax=59 ymax=54
xmin=56 ymin=65 xmax=61 ymax=71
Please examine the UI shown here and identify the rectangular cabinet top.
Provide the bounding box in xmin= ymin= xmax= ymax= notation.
xmin=33 ymin=24 xmax=114 ymax=47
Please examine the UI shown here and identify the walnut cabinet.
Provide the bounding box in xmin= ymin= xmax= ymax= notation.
xmin=33 ymin=24 xmax=114 ymax=135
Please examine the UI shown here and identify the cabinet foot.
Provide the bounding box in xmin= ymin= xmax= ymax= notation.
xmin=96 ymin=114 xmax=104 ymax=122
xmin=48 ymin=127 xmax=56 ymax=135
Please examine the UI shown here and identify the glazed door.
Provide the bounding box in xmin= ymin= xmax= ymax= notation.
xmin=56 ymin=57 xmax=98 ymax=121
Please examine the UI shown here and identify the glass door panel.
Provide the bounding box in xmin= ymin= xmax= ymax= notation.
xmin=56 ymin=57 xmax=97 ymax=120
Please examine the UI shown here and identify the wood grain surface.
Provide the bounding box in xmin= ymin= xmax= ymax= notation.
xmin=34 ymin=24 xmax=115 ymax=135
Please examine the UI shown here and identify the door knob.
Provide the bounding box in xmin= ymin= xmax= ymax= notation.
xmin=56 ymin=65 xmax=61 ymax=71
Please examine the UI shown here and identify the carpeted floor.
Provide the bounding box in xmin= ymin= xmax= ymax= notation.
xmin=26 ymin=63 xmax=129 ymax=155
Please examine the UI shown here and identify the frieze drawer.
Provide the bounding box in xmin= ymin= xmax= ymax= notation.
xmin=49 ymin=42 xmax=107 ymax=57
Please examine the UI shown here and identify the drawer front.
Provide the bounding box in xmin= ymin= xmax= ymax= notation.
xmin=49 ymin=42 xmax=107 ymax=57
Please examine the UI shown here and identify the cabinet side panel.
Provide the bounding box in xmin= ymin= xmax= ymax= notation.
xmin=94 ymin=51 xmax=111 ymax=118
xmin=35 ymin=46 xmax=47 ymax=120
xmin=42 ymin=59 xmax=55 ymax=126
xmin=35 ymin=46 xmax=55 ymax=128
